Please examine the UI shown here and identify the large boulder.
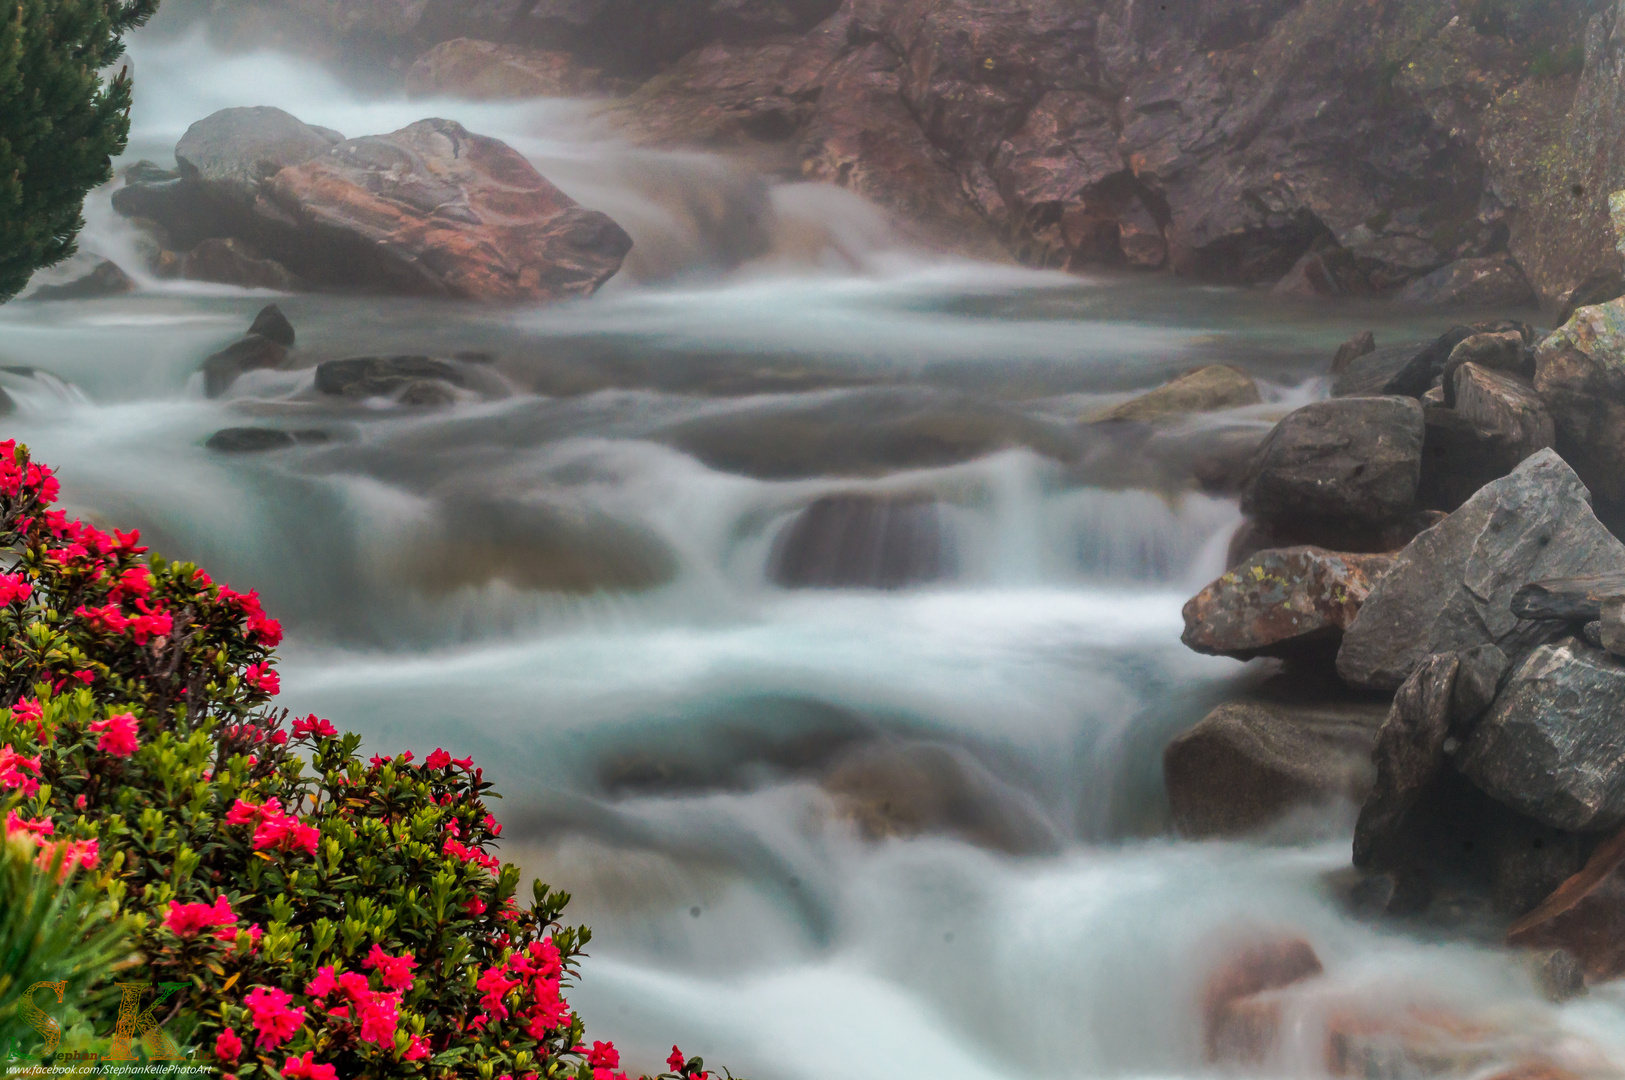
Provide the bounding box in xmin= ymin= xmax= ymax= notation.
xmin=115 ymin=109 xmax=631 ymax=302
xmin=1337 ymin=450 xmax=1625 ymax=691
xmin=1240 ymin=397 xmax=1424 ymax=530
xmin=1180 ymin=547 xmax=1393 ymax=661
xmin=1460 ymin=638 xmax=1625 ymax=833
xmin=1533 ymin=297 xmax=1625 ymax=512
xmin=1163 ymin=699 xmax=1388 ymax=839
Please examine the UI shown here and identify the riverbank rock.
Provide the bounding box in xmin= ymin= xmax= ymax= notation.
xmin=114 ymin=107 xmax=631 ymax=302
xmin=1330 ymin=332 xmax=1375 ymax=376
xmin=1181 ymin=548 xmax=1393 ymax=661
xmin=1241 ymin=398 xmax=1424 ymax=531
xmin=1511 ymin=574 xmax=1625 ymax=622
xmin=769 ymin=494 xmax=953 ymax=590
xmin=1353 ymin=654 xmax=1460 ymax=869
xmin=1395 ymin=256 xmax=1538 ymax=309
xmin=1337 ymin=450 xmax=1625 ymax=691
xmin=1096 ymin=366 xmax=1261 ymax=422
xmin=23 ymin=253 xmax=135 ymax=301
xmin=1460 ymin=638 xmax=1625 ymax=833
xmin=1163 ymin=699 xmax=1387 ymax=839
xmin=1533 ymin=297 xmax=1625 ymax=513
xmin=1507 ymin=825 xmax=1625 ymax=982
xmin=1450 ymin=364 xmax=1554 ymax=459
xmin=406 ymin=39 xmax=606 ymax=99
xmin=180 ymin=238 xmax=304 ymax=292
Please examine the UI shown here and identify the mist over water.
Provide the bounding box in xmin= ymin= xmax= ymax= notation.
xmin=6 ymin=26 xmax=1624 ymax=1080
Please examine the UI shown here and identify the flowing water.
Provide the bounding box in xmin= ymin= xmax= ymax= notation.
xmin=7 ymin=25 xmax=1625 ymax=1080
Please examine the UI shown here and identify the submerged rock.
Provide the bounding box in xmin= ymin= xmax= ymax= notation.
xmin=24 ymin=253 xmax=135 ymax=302
xmin=1337 ymin=450 xmax=1625 ymax=691
xmin=201 ymin=335 xmax=287 ymax=398
xmin=769 ymin=494 xmax=953 ymax=590
xmin=1507 ymin=825 xmax=1625 ymax=982
xmin=205 ymin=428 xmax=298 ymax=453
xmin=315 ymin=356 xmax=466 ymax=399
xmin=1163 ymin=699 xmax=1387 ymax=839
xmin=1181 ymin=547 xmax=1392 ymax=661
xmin=1095 ymin=365 xmax=1261 ymax=422
xmin=1460 ymin=638 xmax=1625 ymax=833
xmin=1241 ymin=397 xmax=1424 ymax=531
xmin=1203 ymin=937 xmax=1324 ymax=1065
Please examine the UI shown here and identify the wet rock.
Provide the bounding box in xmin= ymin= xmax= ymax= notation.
xmin=181 ymin=238 xmax=303 ymax=292
xmin=1329 ymin=331 xmax=1375 ymax=377
xmin=205 ymin=428 xmax=298 ymax=453
xmin=121 ymin=159 xmax=178 ymax=185
xmin=1599 ymin=597 xmax=1625 ymax=658
xmin=1511 ymin=573 xmax=1625 ymax=623
xmin=1384 ymin=323 xmax=1535 ymax=401
xmin=1332 ymin=342 xmax=1433 ymax=399
xmin=1533 ymin=297 xmax=1625 ymax=513
xmin=1443 ymin=330 xmax=1532 ymax=385
xmin=1507 ymin=824 xmax=1625 ymax=982
xmin=1526 ymin=948 xmax=1588 ymax=1004
xmin=1202 ymin=937 xmax=1323 ymax=1065
xmin=398 ymin=380 xmax=459 ymax=407
xmin=1241 ymin=397 xmax=1424 ymax=531
xmin=1460 ymin=638 xmax=1625 ymax=833
xmin=1396 ymin=255 xmax=1538 ymax=309
xmin=1095 ymin=365 xmax=1260 ymax=422
xmin=1181 ymin=547 xmax=1393 ymax=662
xmin=769 ymin=494 xmax=952 ymax=590
xmin=1449 ymin=364 xmax=1554 ymax=461
xmin=1353 ymin=654 xmax=1459 ymax=870
xmin=1416 ymin=405 xmax=1523 ymax=513
xmin=1223 ymin=511 xmax=1443 ymax=569
xmin=201 ymin=335 xmax=287 ymax=399
xmin=315 ymin=356 xmax=465 ymax=399
xmin=248 ymin=304 xmax=296 ymax=348
xmin=1163 ymin=699 xmax=1387 ymax=839
xmin=406 ymin=39 xmax=605 ymax=99
xmin=265 ymin=118 xmax=632 ymax=301
xmin=1451 ymin=644 xmax=1509 ymax=730
xmin=822 ymin=740 xmax=1060 ymax=854
xmin=1271 ymin=246 xmax=1371 ymax=299
xmin=1337 ymin=450 xmax=1625 ymax=691
xmin=1554 ymin=268 xmax=1625 ymax=330
xmin=117 ymin=108 xmax=632 ymax=302
xmin=24 ymin=254 xmax=135 ymax=302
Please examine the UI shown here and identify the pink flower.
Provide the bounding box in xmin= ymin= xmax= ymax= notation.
xmin=0 ymin=572 xmax=32 ymax=606
xmin=365 ymin=944 xmax=417 ymax=991
xmin=220 ymin=923 xmax=263 ymax=954
xmin=243 ymin=663 xmax=280 ymax=696
xmin=165 ymin=896 xmax=236 ymax=939
xmin=11 ymin=698 xmax=43 ymax=737
xmin=4 ymin=810 xmax=52 ymax=840
xmin=475 ymin=967 xmax=520 ymax=1019
xmin=336 ymin=971 xmax=371 ymax=1004
xmin=292 ymin=714 xmax=337 ymax=739
xmin=452 ymin=755 xmax=474 ymax=769
xmin=253 ymin=813 xmax=320 ymax=856
xmin=403 ymin=1034 xmax=431 ymax=1061
xmin=36 ymin=838 xmax=98 ymax=879
xmin=669 ymin=1047 xmax=688 ymax=1074
xmin=214 ymin=1028 xmax=243 ymax=1064
xmin=462 ymin=897 xmax=487 ymax=917
xmin=357 ymin=990 xmax=402 ymax=1045
xmin=305 ymin=966 xmax=338 ymax=999
xmin=73 ymin=794 xmax=86 ymax=810
xmin=425 ymin=748 xmax=452 ymax=769
xmin=588 ymin=1042 xmax=620 ymax=1069
xmin=0 ymin=744 xmax=42 ymax=794
xmin=243 ymin=985 xmax=304 ymax=1050
xmin=224 ymin=797 xmax=272 ymax=826
xmin=89 ymin=713 xmax=139 ymax=757
xmin=281 ymin=1052 xmax=337 ymax=1080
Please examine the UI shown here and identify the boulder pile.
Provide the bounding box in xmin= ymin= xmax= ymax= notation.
xmin=1170 ymin=297 xmax=1625 ymax=986
xmin=112 ymin=107 xmax=632 ymax=302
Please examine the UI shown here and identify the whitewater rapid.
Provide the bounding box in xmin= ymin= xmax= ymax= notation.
xmin=2 ymin=23 xmax=1623 ymax=1079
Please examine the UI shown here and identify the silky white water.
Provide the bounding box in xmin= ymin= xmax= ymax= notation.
xmin=4 ymin=24 xmax=1622 ymax=1080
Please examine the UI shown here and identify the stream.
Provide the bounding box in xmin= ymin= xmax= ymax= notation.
xmin=4 ymin=24 xmax=1625 ymax=1080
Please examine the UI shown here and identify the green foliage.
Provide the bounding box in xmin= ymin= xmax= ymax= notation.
xmin=0 ymin=440 xmax=726 ymax=1078
xmin=0 ymin=836 xmax=137 ymax=1058
xmin=0 ymin=0 xmax=160 ymax=302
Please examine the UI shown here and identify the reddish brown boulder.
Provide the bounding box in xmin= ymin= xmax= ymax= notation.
xmin=263 ymin=119 xmax=632 ymax=301
xmin=1507 ymin=825 xmax=1625 ymax=981
xmin=1202 ymin=937 xmax=1323 ymax=1064
xmin=1182 ymin=547 xmax=1393 ymax=661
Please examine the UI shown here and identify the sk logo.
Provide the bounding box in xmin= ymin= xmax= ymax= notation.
xmin=17 ymin=980 xmax=188 ymax=1060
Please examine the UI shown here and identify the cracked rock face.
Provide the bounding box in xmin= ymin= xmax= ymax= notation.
xmin=1461 ymin=638 xmax=1625 ymax=833
xmin=1337 ymin=449 xmax=1625 ymax=691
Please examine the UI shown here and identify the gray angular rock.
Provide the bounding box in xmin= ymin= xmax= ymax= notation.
xmin=1241 ymin=397 xmax=1424 ymax=529
xmin=1449 ymin=363 xmax=1554 ymax=462
xmin=1451 ymin=643 xmax=1509 ymax=729
xmin=1338 ymin=450 xmax=1625 ymax=691
xmin=248 ymin=305 xmax=296 ymax=348
xmin=1353 ymin=654 xmax=1459 ymax=869
xmin=175 ymin=106 xmax=344 ymax=208
xmin=1395 ymin=255 xmax=1538 ymax=309
xmin=1460 ymin=638 xmax=1625 ymax=832
xmin=1330 ymin=331 xmax=1375 ymax=377
xmin=1512 ymin=573 xmax=1625 ymax=622
xmin=201 ymin=335 xmax=287 ymax=399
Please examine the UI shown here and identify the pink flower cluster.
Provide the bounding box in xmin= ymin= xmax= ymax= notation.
xmin=89 ymin=713 xmax=139 ymax=757
xmin=7 ymin=809 xmax=99 ymax=879
xmin=472 ymin=937 xmax=571 ymax=1040
xmin=0 ymin=743 xmax=40 ymax=794
xmin=306 ymin=948 xmax=415 ymax=1048
xmin=0 ymin=444 xmax=60 ymax=504
xmin=667 ymin=1046 xmax=709 ymax=1080
xmin=12 ymin=698 xmax=45 ymax=739
xmin=224 ymin=797 xmax=320 ymax=856
xmin=244 ymin=986 xmax=305 ymax=1050
xmin=218 ymin=585 xmax=283 ymax=647
xmin=0 ymin=571 xmax=32 ymax=606
xmin=242 ymin=662 xmax=280 ymax=696
xmin=292 ymin=714 xmax=337 ymax=739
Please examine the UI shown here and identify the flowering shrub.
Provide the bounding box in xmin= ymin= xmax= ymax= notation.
xmin=0 ymin=441 xmax=729 ymax=1080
